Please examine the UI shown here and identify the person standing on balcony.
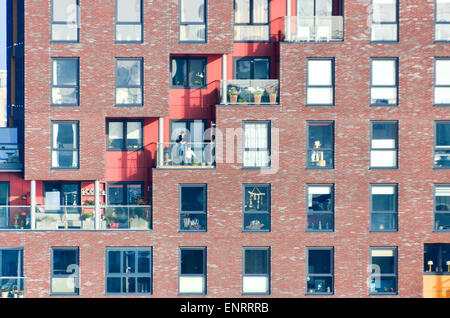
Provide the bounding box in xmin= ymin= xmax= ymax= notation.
xmin=176 ymin=131 xmax=187 ymax=164
xmin=184 ymin=146 xmax=197 ymax=165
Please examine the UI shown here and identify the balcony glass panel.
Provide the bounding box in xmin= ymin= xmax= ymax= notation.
xmin=221 ymin=80 xmax=279 ymax=105
xmin=284 ymin=16 xmax=343 ymax=42
xmin=157 ymin=142 xmax=215 ymax=168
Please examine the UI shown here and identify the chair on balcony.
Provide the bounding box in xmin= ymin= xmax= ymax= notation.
xmin=316 ymin=26 xmax=331 ymax=42
xmin=296 ymin=26 xmax=311 ymax=42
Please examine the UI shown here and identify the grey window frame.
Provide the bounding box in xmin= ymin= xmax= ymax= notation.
xmin=434 ymin=58 xmax=450 ymax=106
xmin=51 ymin=57 xmax=80 ymax=107
xmin=106 ymin=119 xmax=144 ymax=151
xmin=435 ymin=0 xmax=450 ymax=43
xmin=370 ymin=58 xmax=398 ymax=106
xmin=306 ymin=121 xmax=335 ymax=169
xmin=233 ymin=0 xmax=270 ymax=43
xmin=434 ymin=184 xmax=450 ymax=232
xmin=178 ymin=247 xmax=207 ymax=295
xmin=306 ymin=184 xmax=334 ymax=232
xmin=115 ymin=58 xmax=144 ymax=107
xmin=51 ymin=0 xmax=80 ymax=43
xmin=105 ymin=247 xmax=153 ymax=295
xmin=179 ymin=184 xmax=207 ymax=232
xmin=370 ymin=121 xmax=398 ymax=169
xmin=370 ymin=0 xmax=399 ymax=43
xmin=242 ymin=184 xmax=271 ymax=232
xmin=243 ymin=120 xmax=271 ymax=169
xmin=51 ymin=121 xmax=80 ymax=170
xmin=170 ymin=57 xmax=207 ymax=89
xmin=242 ymin=246 xmax=271 ymax=295
xmin=179 ymin=0 xmax=207 ymax=43
xmin=0 ymin=248 xmax=24 ymax=297
xmin=369 ymin=246 xmax=398 ymax=295
xmin=50 ymin=247 xmax=79 ymax=296
xmin=306 ymin=58 xmax=335 ymax=107
xmin=306 ymin=247 xmax=334 ymax=295
xmin=424 ymin=243 xmax=450 ymax=274
xmin=115 ymin=0 xmax=143 ymax=43
xmin=370 ymin=184 xmax=398 ymax=232
xmin=434 ymin=121 xmax=450 ymax=169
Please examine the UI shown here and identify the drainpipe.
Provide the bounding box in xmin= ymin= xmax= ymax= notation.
xmin=30 ymin=180 xmax=36 ymax=230
xmin=94 ymin=180 xmax=100 ymax=230
xmin=158 ymin=117 xmax=164 ymax=167
xmin=286 ymin=0 xmax=292 ymax=41
xmin=222 ymin=54 xmax=227 ymax=105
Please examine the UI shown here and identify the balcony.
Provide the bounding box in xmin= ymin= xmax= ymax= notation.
xmin=220 ymin=80 xmax=279 ymax=105
xmin=283 ymin=16 xmax=344 ymax=42
xmin=0 ymin=206 xmax=31 ymax=229
xmin=157 ymin=142 xmax=215 ymax=169
xmin=33 ymin=205 xmax=151 ymax=230
xmin=0 ymin=128 xmax=22 ymax=171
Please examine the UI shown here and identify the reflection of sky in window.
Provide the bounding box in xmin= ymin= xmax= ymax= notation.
xmin=0 ymin=0 xmax=6 ymax=70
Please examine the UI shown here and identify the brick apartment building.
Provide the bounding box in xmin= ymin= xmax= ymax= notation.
xmin=0 ymin=0 xmax=449 ymax=298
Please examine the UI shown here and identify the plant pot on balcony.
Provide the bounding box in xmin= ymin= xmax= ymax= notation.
xmin=254 ymin=93 xmax=262 ymax=104
xmin=229 ymin=94 xmax=238 ymax=103
xmin=109 ymin=222 xmax=119 ymax=229
xmin=269 ymin=93 xmax=277 ymax=104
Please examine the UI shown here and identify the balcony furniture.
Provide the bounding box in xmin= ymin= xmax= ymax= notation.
xmin=35 ymin=213 xmax=58 ymax=230
xmin=81 ymin=220 xmax=95 ymax=230
xmin=296 ymin=26 xmax=311 ymax=41
xmin=317 ymin=26 xmax=331 ymax=41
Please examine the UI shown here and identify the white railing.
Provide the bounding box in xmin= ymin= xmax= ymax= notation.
xmin=220 ymin=80 xmax=279 ymax=105
xmin=157 ymin=142 xmax=215 ymax=168
xmin=284 ymin=16 xmax=344 ymax=42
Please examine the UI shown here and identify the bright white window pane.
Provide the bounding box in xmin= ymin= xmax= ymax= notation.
xmin=253 ymin=0 xmax=269 ymax=23
xmin=308 ymin=60 xmax=332 ymax=86
xmin=127 ymin=122 xmax=141 ymax=139
xmin=51 ymin=277 xmax=76 ymax=294
xmin=309 ymin=186 xmax=331 ymax=195
xmin=436 ymin=186 xmax=450 ymax=196
xmin=437 ymin=0 xmax=450 ymax=21
xmin=372 ymin=185 xmax=395 ymax=195
xmin=371 ymin=249 xmax=394 ymax=257
xmin=53 ymin=0 xmax=77 ymax=22
xmin=244 ymin=123 xmax=268 ymax=148
xmin=307 ymin=87 xmax=333 ymax=104
xmin=371 ymin=87 xmax=397 ymax=104
xmin=436 ymin=24 xmax=450 ymax=41
xmin=435 ymin=87 xmax=450 ymax=104
xmin=436 ymin=60 xmax=450 ymax=85
xmin=371 ymin=24 xmax=397 ymax=41
xmin=179 ymin=276 xmax=204 ymax=294
xmin=109 ymin=122 xmax=123 ymax=140
xmin=372 ymin=0 xmax=396 ymax=22
xmin=117 ymin=0 xmax=141 ymax=22
xmin=180 ymin=25 xmax=206 ymax=41
xmin=244 ymin=150 xmax=269 ymax=167
xmin=116 ymin=25 xmax=141 ymax=42
xmin=372 ymin=60 xmax=396 ymax=86
xmin=51 ymin=24 xmax=78 ymax=41
xmin=181 ymin=0 xmax=204 ymax=22
xmin=371 ymin=150 xmax=396 ymax=167
xmin=243 ymin=276 xmax=269 ymax=294
xmin=116 ymin=88 xmax=142 ymax=105
xmin=235 ymin=0 xmax=250 ymax=23
xmin=234 ymin=25 xmax=269 ymax=41
xmin=372 ymin=139 xmax=395 ymax=149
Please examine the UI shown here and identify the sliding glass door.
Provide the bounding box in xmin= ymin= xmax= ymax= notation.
xmin=0 ymin=183 xmax=9 ymax=228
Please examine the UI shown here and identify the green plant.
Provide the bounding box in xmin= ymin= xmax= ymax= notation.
xmin=265 ymin=87 xmax=278 ymax=95
xmin=36 ymin=215 xmax=56 ymax=223
xmin=238 ymin=98 xmax=247 ymax=103
xmin=228 ymin=87 xmax=240 ymax=95
xmin=83 ymin=199 xmax=95 ymax=206
xmin=104 ymin=209 xmax=117 ymax=225
xmin=82 ymin=212 xmax=93 ymax=220
xmin=253 ymin=89 xmax=264 ymax=95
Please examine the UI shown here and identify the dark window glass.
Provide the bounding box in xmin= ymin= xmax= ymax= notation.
xmin=307 ymin=122 xmax=334 ymax=168
xmin=307 ymin=185 xmax=334 ymax=231
xmin=171 ymin=57 xmax=206 ymax=88
xmin=369 ymin=248 xmax=397 ymax=294
xmin=306 ymin=248 xmax=333 ymax=294
xmin=243 ymin=184 xmax=270 ymax=232
xmin=235 ymin=58 xmax=269 ymax=79
xmin=434 ymin=185 xmax=450 ymax=231
xmin=371 ymin=185 xmax=397 ymax=232
xmin=435 ymin=122 xmax=450 ymax=168
xmin=180 ymin=186 xmax=205 ymax=212
xmin=51 ymin=248 xmax=79 ymax=295
xmin=181 ymin=249 xmax=204 ymax=274
xmin=244 ymin=249 xmax=268 ymax=274
xmin=44 ymin=182 xmax=81 ymax=211
xmin=180 ymin=185 xmax=206 ymax=232
xmin=308 ymin=249 xmax=331 ymax=274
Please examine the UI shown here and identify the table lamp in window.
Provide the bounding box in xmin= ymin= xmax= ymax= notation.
xmin=311 ymin=140 xmax=326 ymax=167
xmin=428 ymin=260 xmax=433 ymax=272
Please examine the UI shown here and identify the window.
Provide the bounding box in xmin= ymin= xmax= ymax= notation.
xmin=424 ymin=243 xmax=450 ymax=274
xmin=107 ymin=120 xmax=143 ymax=151
xmin=115 ymin=0 xmax=142 ymax=42
xmin=307 ymin=59 xmax=334 ymax=106
xmin=107 ymin=182 xmax=144 ymax=205
xmin=434 ymin=122 xmax=450 ymax=168
xmin=51 ymin=58 xmax=79 ymax=106
xmin=371 ymin=0 xmax=398 ymax=42
xmin=436 ymin=0 xmax=450 ymax=42
xmin=51 ymin=0 xmax=79 ymax=42
xmin=115 ymin=59 xmax=143 ymax=106
xmin=434 ymin=185 xmax=450 ymax=231
xmin=371 ymin=58 xmax=398 ymax=106
xmin=307 ymin=122 xmax=334 ymax=169
xmin=369 ymin=247 xmax=397 ymax=294
xmin=179 ymin=0 xmax=206 ymax=42
xmin=307 ymin=185 xmax=334 ymax=232
xmin=51 ymin=247 xmax=79 ymax=296
xmin=243 ymin=247 xmax=270 ymax=295
xmin=51 ymin=121 xmax=79 ymax=169
xmin=44 ymin=182 xmax=81 ymax=212
xmin=179 ymin=184 xmax=207 ymax=232
xmin=0 ymin=249 xmax=24 ymax=298
xmin=243 ymin=121 xmax=271 ymax=168
xmin=171 ymin=57 xmax=206 ymax=88
xmin=106 ymin=248 xmax=152 ymax=295
xmin=243 ymin=184 xmax=270 ymax=232
xmin=179 ymin=247 xmax=206 ymax=295
xmin=306 ymin=247 xmax=334 ymax=295
xmin=371 ymin=185 xmax=398 ymax=232
xmin=234 ymin=0 xmax=269 ymax=42
xmin=234 ymin=57 xmax=270 ymax=79
xmin=435 ymin=59 xmax=450 ymax=105
xmin=370 ymin=121 xmax=398 ymax=169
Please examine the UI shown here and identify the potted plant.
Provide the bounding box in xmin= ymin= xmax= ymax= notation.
xmin=1 ymin=287 xmax=9 ymax=298
xmin=82 ymin=212 xmax=93 ymax=221
xmin=105 ymin=208 xmax=119 ymax=229
xmin=265 ymin=87 xmax=278 ymax=104
xmin=228 ymin=87 xmax=240 ymax=103
xmin=253 ymin=89 xmax=264 ymax=104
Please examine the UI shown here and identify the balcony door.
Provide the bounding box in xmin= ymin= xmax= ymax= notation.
xmin=297 ymin=0 xmax=333 ymax=17
xmin=0 ymin=183 xmax=9 ymax=228
xmin=170 ymin=120 xmax=207 ymax=162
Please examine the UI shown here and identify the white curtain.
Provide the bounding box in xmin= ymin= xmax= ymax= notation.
xmin=436 ymin=186 xmax=450 ymax=197
xmin=371 ymin=186 xmax=395 ymax=195
xmin=244 ymin=123 xmax=269 ymax=167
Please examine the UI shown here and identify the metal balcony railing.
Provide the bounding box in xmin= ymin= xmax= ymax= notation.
xmin=157 ymin=142 xmax=215 ymax=169
xmin=284 ymin=16 xmax=344 ymax=42
xmin=0 ymin=128 xmax=22 ymax=171
xmin=101 ymin=205 xmax=151 ymax=230
xmin=0 ymin=206 xmax=30 ymax=229
xmin=220 ymin=80 xmax=279 ymax=105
